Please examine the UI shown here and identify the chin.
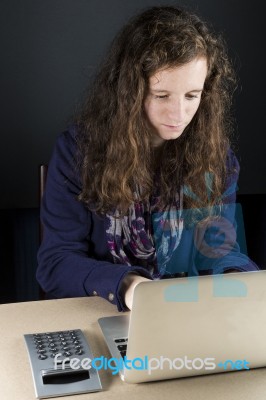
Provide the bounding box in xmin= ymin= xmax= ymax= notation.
xmin=165 ymin=132 xmax=184 ymax=141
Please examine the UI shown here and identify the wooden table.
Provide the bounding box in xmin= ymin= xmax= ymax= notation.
xmin=1 ymin=297 xmax=266 ymax=399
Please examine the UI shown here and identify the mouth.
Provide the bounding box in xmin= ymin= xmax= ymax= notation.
xmin=163 ymin=124 xmax=184 ymax=130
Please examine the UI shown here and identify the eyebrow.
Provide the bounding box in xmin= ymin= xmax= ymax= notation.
xmin=151 ymin=89 xmax=204 ymax=93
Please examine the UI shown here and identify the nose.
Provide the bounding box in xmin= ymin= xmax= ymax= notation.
xmin=166 ymin=98 xmax=185 ymax=122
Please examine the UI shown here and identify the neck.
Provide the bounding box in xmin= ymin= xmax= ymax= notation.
xmin=152 ymin=145 xmax=164 ymax=170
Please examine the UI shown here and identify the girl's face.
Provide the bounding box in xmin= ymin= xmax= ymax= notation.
xmin=144 ymin=57 xmax=208 ymax=147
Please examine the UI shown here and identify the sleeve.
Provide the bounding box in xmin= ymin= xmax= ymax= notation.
xmin=36 ymin=128 xmax=152 ymax=311
xmin=193 ymin=148 xmax=259 ymax=275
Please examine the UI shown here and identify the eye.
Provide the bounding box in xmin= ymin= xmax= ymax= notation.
xmin=186 ymin=94 xmax=200 ymax=100
xmin=154 ymin=94 xmax=169 ymax=99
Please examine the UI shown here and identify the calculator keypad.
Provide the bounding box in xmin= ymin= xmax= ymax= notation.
xmin=24 ymin=329 xmax=102 ymax=398
xmin=32 ymin=330 xmax=84 ymax=360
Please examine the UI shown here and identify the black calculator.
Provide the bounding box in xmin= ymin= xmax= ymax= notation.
xmin=24 ymin=329 xmax=102 ymax=398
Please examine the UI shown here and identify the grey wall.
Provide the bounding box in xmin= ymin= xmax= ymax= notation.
xmin=1 ymin=0 xmax=265 ymax=209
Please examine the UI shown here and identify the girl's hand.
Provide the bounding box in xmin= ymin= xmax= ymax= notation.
xmin=121 ymin=273 xmax=151 ymax=310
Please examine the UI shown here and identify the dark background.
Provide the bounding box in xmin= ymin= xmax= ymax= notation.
xmin=0 ymin=0 xmax=265 ymax=302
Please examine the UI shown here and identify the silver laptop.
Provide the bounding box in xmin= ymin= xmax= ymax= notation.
xmin=98 ymin=270 xmax=266 ymax=383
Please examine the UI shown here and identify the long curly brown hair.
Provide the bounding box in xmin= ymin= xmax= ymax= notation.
xmin=75 ymin=6 xmax=237 ymax=216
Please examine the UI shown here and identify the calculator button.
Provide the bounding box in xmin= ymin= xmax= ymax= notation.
xmin=33 ymin=334 xmax=43 ymax=339
xmin=49 ymin=348 xmax=58 ymax=353
xmin=37 ymin=349 xmax=46 ymax=354
xmin=118 ymin=345 xmax=127 ymax=351
xmin=50 ymin=353 xmax=60 ymax=358
xmin=36 ymin=344 xmax=45 ymax=349
xmin=38 ymin=354 xmax=47 ymax=360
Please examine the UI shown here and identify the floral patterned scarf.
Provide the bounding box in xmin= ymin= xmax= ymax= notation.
xmin=105 ymin=188 xmax=184 ymax=277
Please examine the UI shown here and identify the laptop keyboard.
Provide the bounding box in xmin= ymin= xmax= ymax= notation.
xmin=114 ymin=338 xmax=128 ymax=358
